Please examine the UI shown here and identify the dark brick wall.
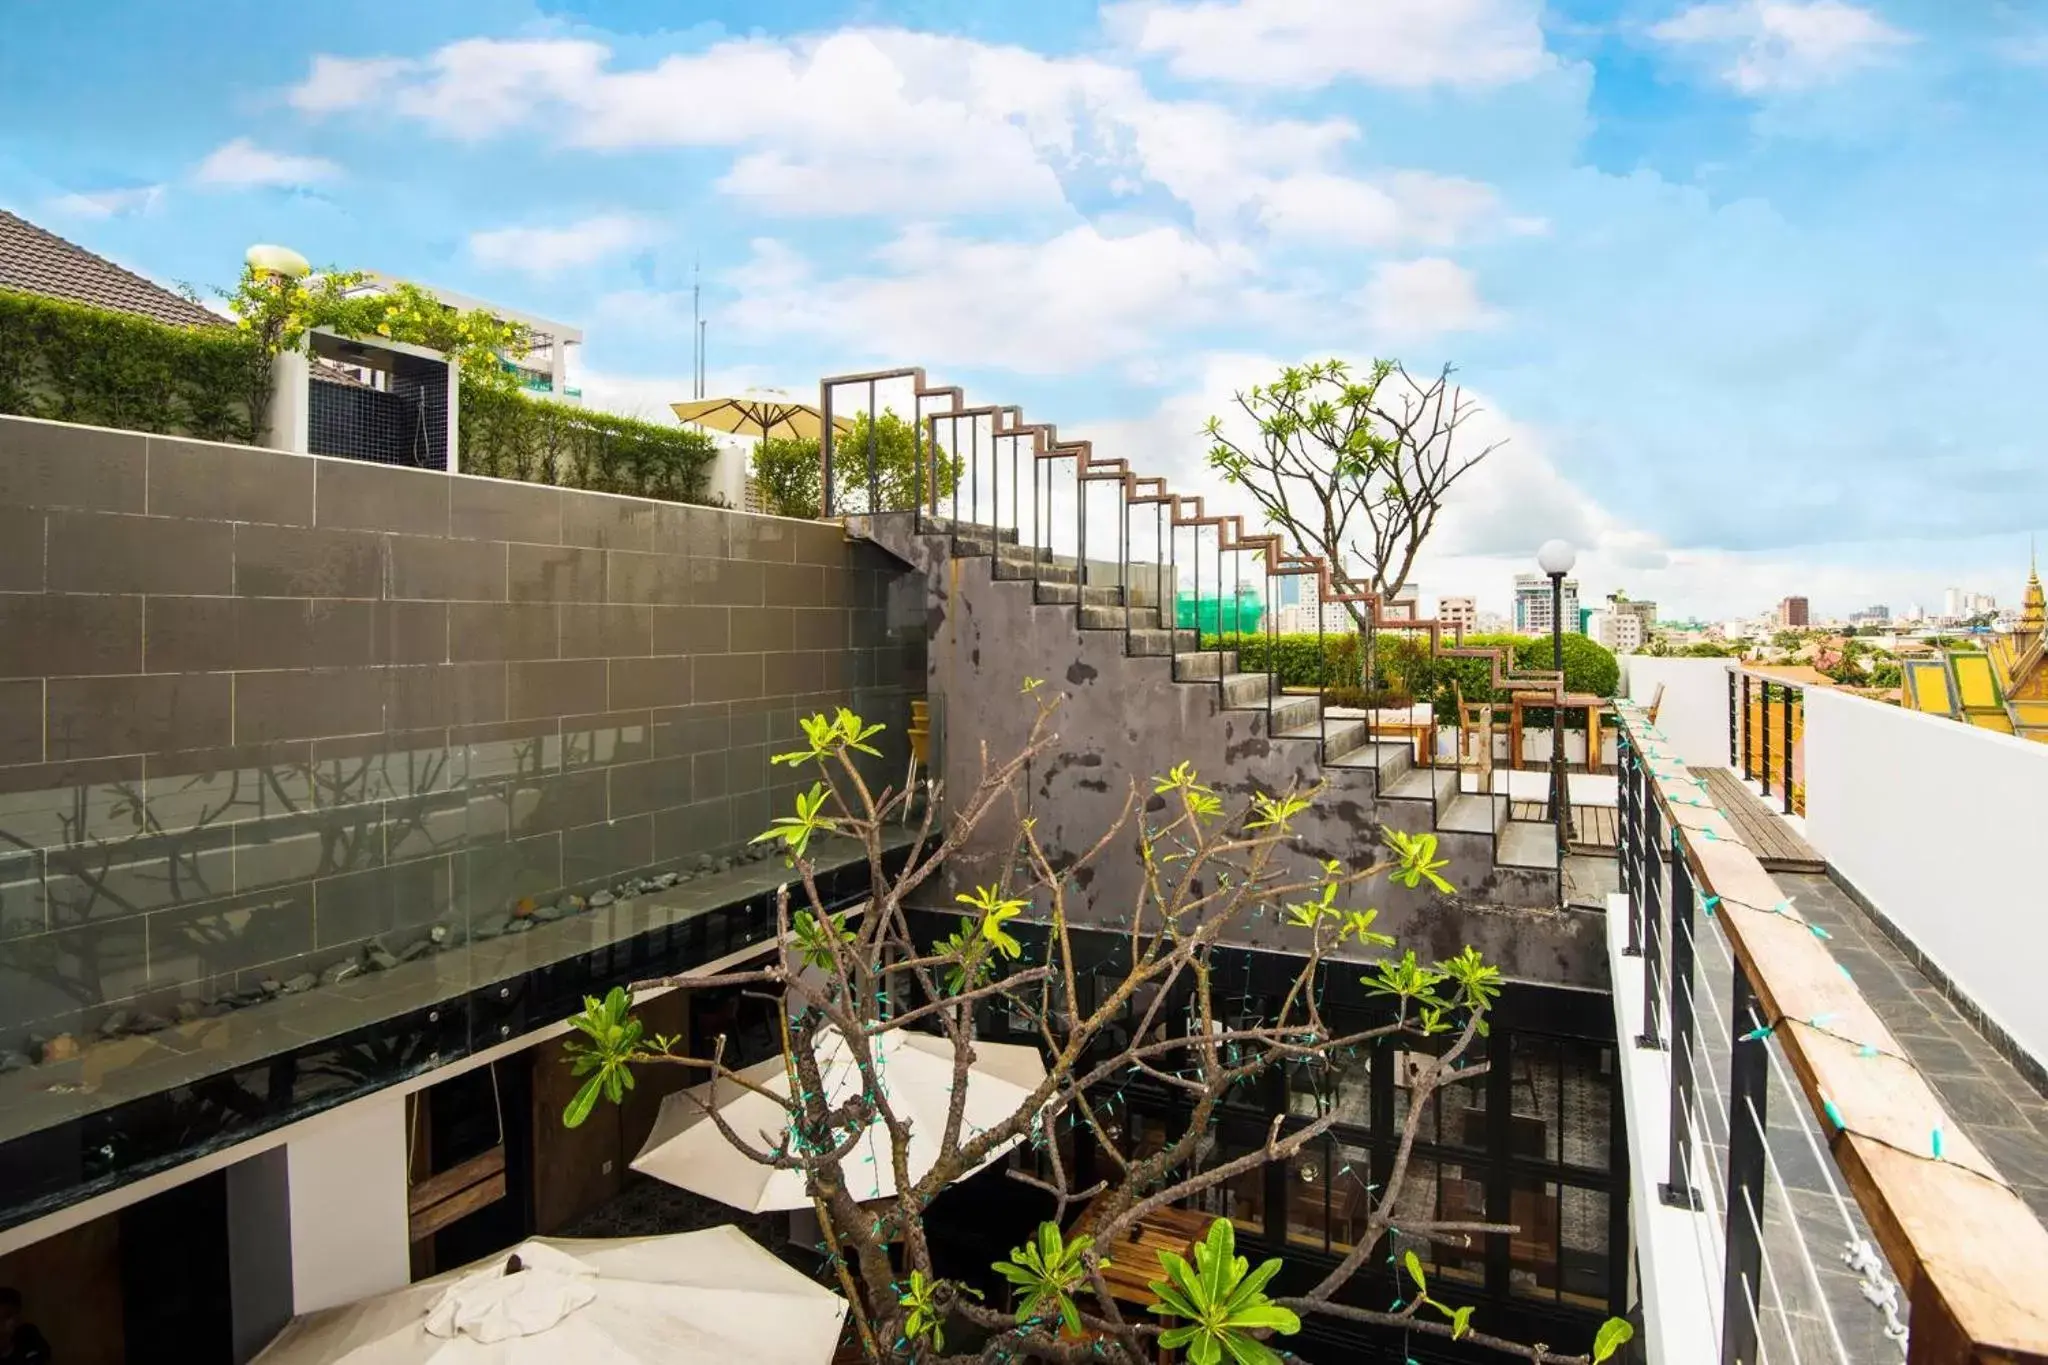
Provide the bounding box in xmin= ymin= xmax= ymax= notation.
xmin=0 ymin=414 xmax=919 ymax=1056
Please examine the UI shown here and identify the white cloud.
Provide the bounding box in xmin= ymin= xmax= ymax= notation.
xmin=1103 ymin=0 xmax=1553 ymax=90
xmin=1067 ymin=353 xmax=2046 ymax=620
xmin=280 ymin=31 xmax=1519 ymax=237
xmin=1253 ymin=171 xmax=1503 ymax=248
xmin=721 ymin=224 xmax=1239 ymax=376
xmin=1065 ymin=351 xmax=1676 ymax=606
xmin=468 ymin=214 xmax=655 ymax=274
xmin=289 ymin=54 xmax=413 ymax=113
xmin=194 ymin=138 xmax=341 ymax=188
xmin=1360 ymin=258 xmax=1502 ymax=337
xmin=289 ymin=33 xmax=1069 ymax=215
xmin=1652 ymin=1 xmax=1911 ymax=93
xmin=48 ymin=185 xmax=164 ymax=218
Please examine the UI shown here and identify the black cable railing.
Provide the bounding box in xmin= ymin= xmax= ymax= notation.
xmin=1614 ymin=703 xmax=1941 ymax=1364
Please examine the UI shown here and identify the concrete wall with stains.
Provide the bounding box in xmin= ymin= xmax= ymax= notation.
xmin=862 ymin=516 xmax=1608 ymax=991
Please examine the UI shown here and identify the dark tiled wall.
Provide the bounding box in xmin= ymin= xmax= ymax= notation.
xmin=0 ymin=415 xmax=920 ymax=1052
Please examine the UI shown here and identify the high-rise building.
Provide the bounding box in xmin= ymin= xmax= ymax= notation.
xmin=1436 ymin=596 xmax=1478 ymax=635
xmin=1589 ymin=610 xmax=1645 ymax=654
xmin=1514 ymin=573 xmax=1581 ymax=635
xmin=1607 ymin=592 xmax=1657 ymax=635
xmin=1778 ymin=596 xmax=1809 ymax=628
xmin=1274 ymin=571 xmax=1373 ymax=633
xmin=1943 ymin=587 xmax=1964 ymax=619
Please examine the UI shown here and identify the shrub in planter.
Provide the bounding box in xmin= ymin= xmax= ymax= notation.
xmin=0 ymin=287 xmax=264 ymax=441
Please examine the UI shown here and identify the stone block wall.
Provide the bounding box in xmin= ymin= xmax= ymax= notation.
xmin=0 ymin=415 xmax=919 ymax=1060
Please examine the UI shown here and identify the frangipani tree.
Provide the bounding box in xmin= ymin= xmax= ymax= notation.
xmin=562 ymin=689 xmax=1631 ymax=1364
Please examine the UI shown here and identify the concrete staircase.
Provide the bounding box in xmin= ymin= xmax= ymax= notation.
xmin=939 ymin=521 xmax=1561 ymax=881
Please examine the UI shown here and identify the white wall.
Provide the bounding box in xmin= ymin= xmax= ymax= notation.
xmin=705 ymin=434 xmax=754 ymax=509
xmin=286 ymin=1094 xmax=412 ymax=1314
xmin=1803 ymin=686 xmax=2048 ymax=1073
xmin=1623 ymin=657 xmax=1734 ymax=768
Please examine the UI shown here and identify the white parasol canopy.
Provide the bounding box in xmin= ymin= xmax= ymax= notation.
xmin=251 ymin=1228 xmax=846 ymax=1365
xmin=632 ymin=1030 xmax=1048 ymax=1213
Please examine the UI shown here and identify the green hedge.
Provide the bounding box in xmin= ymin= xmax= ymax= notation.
xmin=461 ymin=382 xmax=719 ymax=504
xmin=0 ymin=286 xmax=264 ymax=441
xmin=1203 ymin=629 xmax=1618 ymax=723
xmin=0 ymin=286 xmax=721 ymax=506
xmin=1205 ymin=632 xmax=1362 ymax=688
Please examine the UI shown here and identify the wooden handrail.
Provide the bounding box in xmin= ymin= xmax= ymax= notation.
xmin=1615 ymin=702 xmax=2048 ymax=1364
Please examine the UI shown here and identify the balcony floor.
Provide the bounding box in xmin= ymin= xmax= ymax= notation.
xmin=1784 ymin=873 xmax=2048 ymax=1225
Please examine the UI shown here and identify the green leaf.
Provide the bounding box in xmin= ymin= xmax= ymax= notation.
xmin=1404 ymin=1249 xmax=1427 ymax=1293
xmin=1451 ymin=1304 xmax=1474 ymax=1339
xmin=1592 ymin=1317 xmax=1635 ymax=1362
xmin=563 ymin=1073 xmax=604 ymax=1128
xmin=1143 ymin=1219 xmax=1299 ymax=1360
xmin=1220 ymin=1336 xmax=1283 ymax=1365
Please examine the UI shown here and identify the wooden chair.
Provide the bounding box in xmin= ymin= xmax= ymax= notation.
xmin=1451 ymin=681 xmax=1495 ymax=794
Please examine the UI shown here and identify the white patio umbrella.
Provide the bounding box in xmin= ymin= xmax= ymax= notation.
xmin=251 ymin=1228 xmax=846 ymax=1365
xmin=632 ymin=1030 xmax=1048 ymax=1213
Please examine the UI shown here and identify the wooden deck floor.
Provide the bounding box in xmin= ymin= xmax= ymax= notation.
xmin=1507 ymin=801 xmax=1617 ymax=853
xmin=1690 ymin=766 xmax=1826 ymax=873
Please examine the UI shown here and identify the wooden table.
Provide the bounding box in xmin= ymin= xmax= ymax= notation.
xmin=1058 ymin=1201 xmax=1211 ymax=1362
xmin=1508 ymin=692 xmax=1613 ymax=774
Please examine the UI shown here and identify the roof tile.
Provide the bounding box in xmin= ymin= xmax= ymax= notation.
xmin=0 ymin=209 xmax=224 ymax=329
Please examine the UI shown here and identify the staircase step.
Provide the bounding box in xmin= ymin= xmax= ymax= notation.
xmin=1269 ymin=694 xmax=1321 ymax=732
xmin=1441 ymin=793 xmax=1495 ymax=835
xmin=1129 ymin=628 xmax=1199 ymax=657
xmin=997 ymin=543 xmax=1076 ymax=570
xmin=926 ymin=518 xmax=1019 ymax=544
xmin=1173 ymin=650 xmax=1239 ymax=682
xmin=1496 ymin=820 xmax=1560 ymax=870
xmin=995 ymin=558 xmax=1075 ymax=584
xmin=1080 ymin=604 xmax=1165 ymax=631
xmin=1384 ymin=767 xmax=1455 ymax=809
xmin=1325 ymin=740 xmax=1412 ymax=774
xmin=1220 ymin=672 xmax=1274 ymax=708
xmin=1321 ymin=718 xmax=1367 ymax=761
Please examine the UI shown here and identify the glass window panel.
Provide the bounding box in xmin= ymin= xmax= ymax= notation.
xmin=1509 ymin=1036 xmax=1562 ymax=1165
xmin=1193 ymin=1141 xmax=1268 ymax=1236
xmin=1385 ymin=1157 xmax=1487 ymax=1291
xmin=1561 ymin=1042 xmax=1615 ymax=1171
xmin=1328 ymin=1142 xmax=1374 ymax=1253
xmin=1120 ymin=1113 xmax=1171 ymax=1166
xmin=1507 ymin=1179 xmax=1563 ymax=1303
xmin=1391 ymin=1037 xmax=1488 ymax=1148
xmin=1559 ymin=1185 xmax=1610 ymax=1309
xmin=1332 ymin=1045 xmax=1371 ymax=1129
xmin=1287 ymin=1058 xmax=1333 ymax=1120
xmin=1286 ymin=1140 xmax=1330 ymax=1252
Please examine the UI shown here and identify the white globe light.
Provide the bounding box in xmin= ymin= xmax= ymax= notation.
xmin=1536 ymin=539 xmax=1577 ymax=576
xmin=245 ymin=243 xmax=311 ymax=279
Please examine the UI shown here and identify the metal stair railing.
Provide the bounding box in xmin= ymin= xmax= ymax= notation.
xmin=820 ymin=366 xmax=1569 ymax=771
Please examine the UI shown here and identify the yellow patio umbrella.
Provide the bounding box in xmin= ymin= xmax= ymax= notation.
xmin=670 ymin=388 xmax=851 ymax=442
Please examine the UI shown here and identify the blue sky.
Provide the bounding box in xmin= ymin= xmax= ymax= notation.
xmin=5 ymin=0 xmax=2047 ymax=620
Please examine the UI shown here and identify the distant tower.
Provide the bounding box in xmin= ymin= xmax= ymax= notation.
xmin=2025 ymin=539 xmax=2044 ymax=637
